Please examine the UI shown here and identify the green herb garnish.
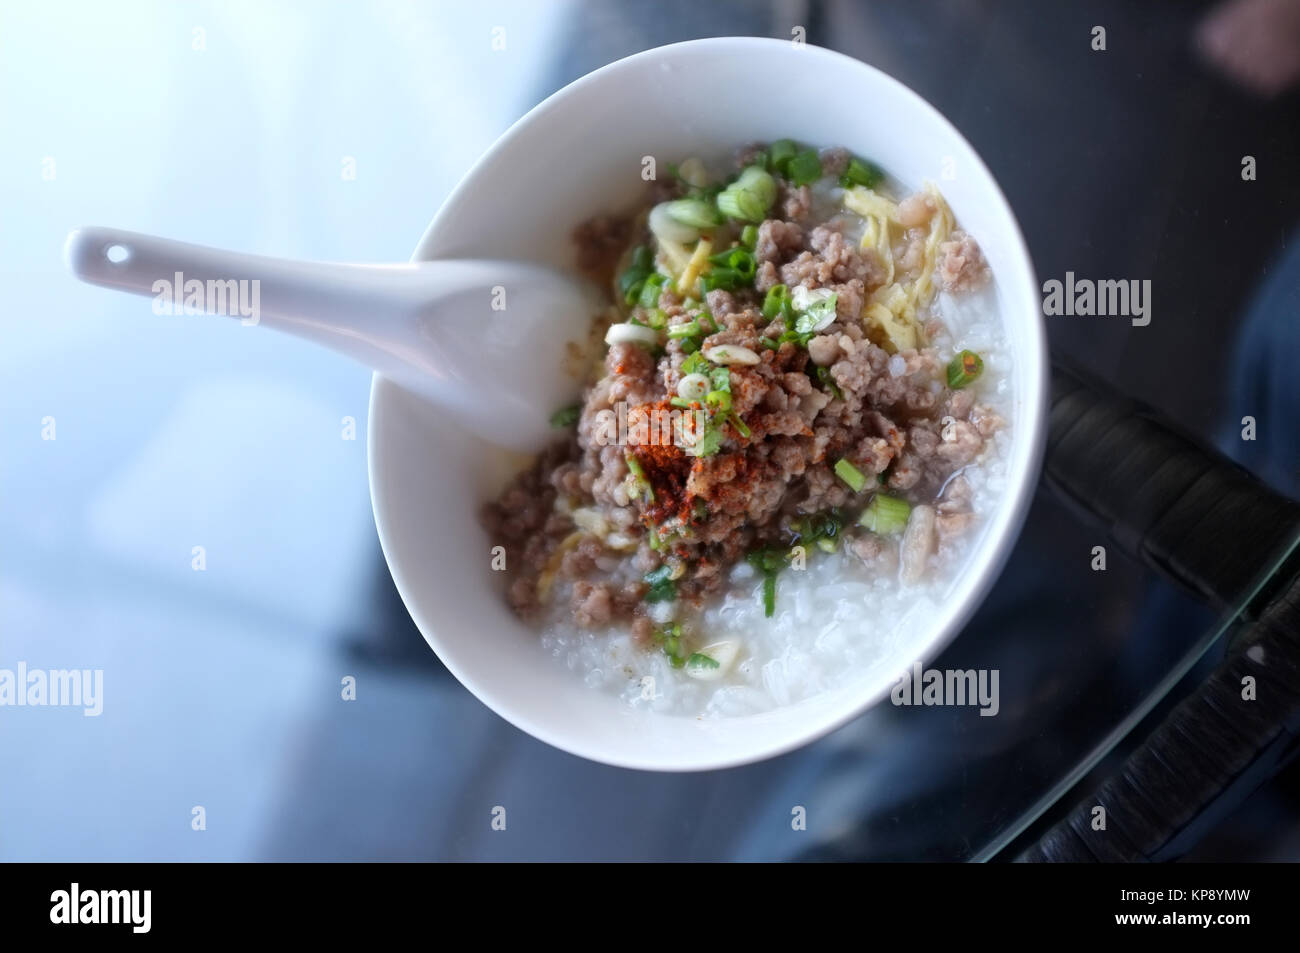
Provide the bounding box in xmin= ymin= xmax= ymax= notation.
xmin=815 ymin=366 xmax=843 ymax=401
xmin=859 ymin=493 xmax=911 ymax=535
xmin=549 ymin=404 xmax=580 ymax=428
xmin=708 ymin=245 xmax=757 ymax=280
xmin=655 ymin=623 xmax=689 ymax=667
xmin=625 ymin=453 xmax=654 ymax=503
xmin=834 ymin=457 xmax=867 ymax=493
xmin=785 ymin=149 xmax=823 ymax=187
xmin=680 ymin=351 xmax=710 ymax=377
xmin=618 ymin=246 xmax=654 ymax=306
xmin=716 ymin=166 xmax=777 ymax=223
xmin=762 ymin=283 xmax=793 ymax=321
xmin=663 ymin=197 xmax=723 ymax=230
xmin=947 ymin=350 xmax=984 ymax=389
xmin=708 ymin=366 xmax=731 ymax=394
xmin=767 ymin=139 xmax=798 ymax=176
xmin=839 ymin=156 xmax=884 ymax=190
xmin=747 ymin=545 xmax=787 ymax=618
xmin=685 ymin=422 xmax=725 ymax=458
xmin=637 ymin=272 xmax=666 ymax=309
xmin=793 ymin=293 xmax=838 ymax=334
xmin=762 ymin=572 xmax=777 ymax=616
xmin=644 ymin=565 xmax=677 ymax=603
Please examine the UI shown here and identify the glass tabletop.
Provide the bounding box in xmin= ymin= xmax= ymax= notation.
xmin=4 ymin=0 xmax=1299 ymax=862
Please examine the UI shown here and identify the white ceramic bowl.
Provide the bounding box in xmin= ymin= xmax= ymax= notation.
xmin=368 ymin=37 xmax=1046 ymax=771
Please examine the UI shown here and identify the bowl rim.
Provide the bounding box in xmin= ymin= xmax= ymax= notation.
xmin=368 ymin=36 xmax=1048 ymax=771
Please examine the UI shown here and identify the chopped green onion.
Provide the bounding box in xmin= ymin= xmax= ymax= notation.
xmin=768 ymin=139 xmax=798 ymax=175
xmin=687 ymin=652 xmax=719 ymax=670
xmin=549 ymin=404 xmax=581 ymax=428
xmin=747 ymin=545 xmax=786 ymax=575
xmin=706 ymin=389 xmax=732 ymax=411
xmin=663 ymin=197 xmax=723 ymax=229
xmin=716 ymin=192 xmax=755 ymax=223
xmin=815 ymin=365 xmax=843 ymax=401
xmin=618 ymin=246 xmax=654 ymax=305
xmin=645 ymin=307 xmax=668 ymax=330
xmin=650 ymin=202 xmax=703 ymax=244
xmin=793 ymin=292 xmax=838 ymax=334
xmin=716 ymin=166 xmax=777 ymax=223
xmin=625 ymin=453 xmax=654 ymax=503
xmin=669 ymin=396 xmax=693 ymax=409
xmin=675 ymin=158 xmax=709 ymax=189
xmin=707 ymin=246 xmax=757 ymax=282
xmin=859 ymin=493 xmax=911 ymax=535
xmin=679 ymin=337 xmax=700 ymax=355
xmin=762 ymin=572 xmax=776 ymax=617
xmin=947 ymin=350 xmax=984 ymax=389
xmin=762 ymin=284 xmax=793 ymax=320
xmin=810 ymin=510 xmax=843 ymax=541
xmin=708 ymin=245 xmax=755 ymax=272
xmin=655 ymin=623 xmax=688 ymax=666
xmin=700 ymin=267 xmax=743 ymax=292
xmin=840 ymin=156 xmax=884 ymax=189
xmin=740 ymin=224 xmax=758 ymax=247
xmin=760 ymin=337 xmax=780 ymax=350
xmin=787 ymin=509 xmax=845 ymax=555
xmin=677 ymin=372 xmax=710 ymax=401
xmin=637 ymin=272 xmax=666 ymax=309
xmin=834 ymin=458 xmax=868 ymax=493
xmin=737 ymin=165 xmax=777 ymax=197
xmin=728 ymin=413 xmax=751 ymax=439
xmin=644 ymin=566 xmax=677 ymax=603
xmin=786 ymin=149 xmax=823 ymax=186
xmin=666 ymin=320 xmax=701 ymax=339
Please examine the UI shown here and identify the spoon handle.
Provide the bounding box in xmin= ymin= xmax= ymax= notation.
xmin=65 ymin=225 xmax=431 ymax=327
xmin=64 ymin=226 xmax=592 ymax=449
xmin=64 ymin=224 xmax=499 ymax=379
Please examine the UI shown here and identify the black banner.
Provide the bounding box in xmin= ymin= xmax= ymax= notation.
xmin=0 ymin=863 xmax=1281 ymax=938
